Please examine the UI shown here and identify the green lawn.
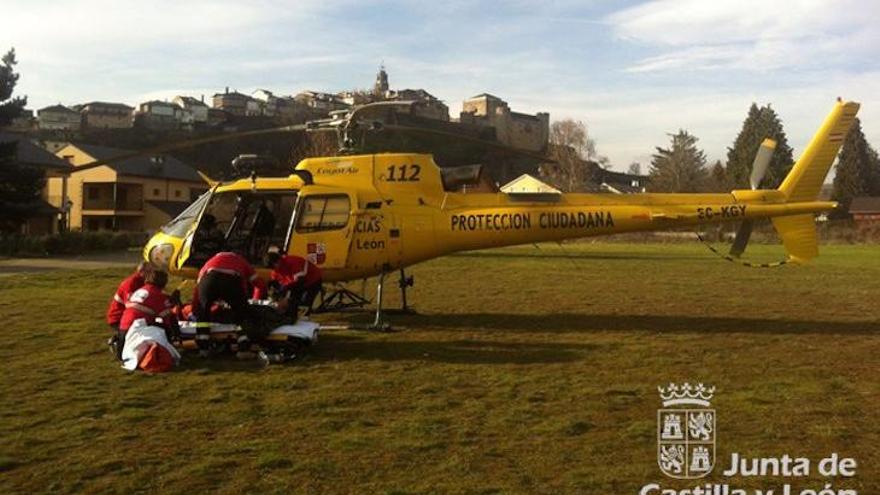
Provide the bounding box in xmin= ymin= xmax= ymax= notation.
xmin=1 ymin=243 xmax=878 ymax=494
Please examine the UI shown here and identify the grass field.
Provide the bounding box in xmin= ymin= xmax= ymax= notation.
xmin=0 ymin=242 xmax=878 ymax=494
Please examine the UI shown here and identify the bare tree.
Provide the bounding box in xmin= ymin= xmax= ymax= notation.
xmin=539 ymin=119 xmax=607 ymax=192
xmin=627 ymin=162 xmax=642 ymax=175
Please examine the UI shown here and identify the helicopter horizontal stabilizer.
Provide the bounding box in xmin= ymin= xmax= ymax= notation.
xmin=771 ymin=214 xmax=818 ymax=263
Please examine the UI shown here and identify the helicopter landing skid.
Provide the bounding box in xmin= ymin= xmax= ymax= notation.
xmin=315 ymin=269 xmax=415 ymax=331
xmin=358 ymin=271 xmax=393 ymax=331
xmin=313 ymin=285 xmax=371 ymax=314
xmin=328 ymin=272 xmax=395 ymax=331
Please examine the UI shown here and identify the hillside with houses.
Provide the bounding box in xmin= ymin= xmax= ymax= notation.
xmin=3 ymin=67 xmax=649 ymax=237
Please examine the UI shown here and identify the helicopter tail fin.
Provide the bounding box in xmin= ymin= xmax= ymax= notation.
xmin=778 ymin=100 xmax=859 ymax=203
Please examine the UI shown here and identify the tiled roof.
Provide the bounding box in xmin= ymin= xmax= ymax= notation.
xmin=468 ymin=93 xmax=502 ymax=101
xmin=69 ymin=143 xmax=203 ymax=182
xmin=0 ymin=132 xmax=71 ymax=171
xmin=38 ymin=104 xmax=78 ymax=114
xmin=176 ymin=96 xmax=208 ymax=107
xmin=849 ymin=196 xmax=880 ymax=213
xmin=80 ymin=101 xmax=134 ymax=110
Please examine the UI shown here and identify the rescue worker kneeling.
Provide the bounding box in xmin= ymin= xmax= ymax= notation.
xmin=265 ymin=251 xmax=323 ymax=318
xmin=106 ymin=261 xmax=150 ymax=360
xmin=119 ymin=269 xmax=181 ymax=372
xmin=192 ymin=251 xmax=267 ymax=356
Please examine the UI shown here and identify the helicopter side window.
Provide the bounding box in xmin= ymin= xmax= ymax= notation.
xmin=296 ymin=195 xmax=350 ymax=233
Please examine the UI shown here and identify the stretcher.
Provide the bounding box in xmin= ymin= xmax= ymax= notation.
xmin=177 ymin=318 xmax=320 ymax=364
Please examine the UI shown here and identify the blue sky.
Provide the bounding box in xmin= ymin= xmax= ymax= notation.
xmin=4 ymin=0 xmax=879 ymax=170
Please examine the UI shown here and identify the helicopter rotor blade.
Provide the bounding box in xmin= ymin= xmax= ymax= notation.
xmin=380 ymin=122 xmax=555 ymax=163
xmin=71 ymin=123 xmax=314 ymax=173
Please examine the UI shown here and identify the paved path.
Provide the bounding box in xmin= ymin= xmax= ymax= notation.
xmin=0 ymin=250 xmax=142 ymax=275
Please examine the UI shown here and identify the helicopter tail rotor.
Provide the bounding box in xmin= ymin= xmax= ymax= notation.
xmin=729 ymin=138 xmax=776 ymax=258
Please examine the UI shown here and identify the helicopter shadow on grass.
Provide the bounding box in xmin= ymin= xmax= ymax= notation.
xmin=168 ymin=312 xmax=878 ymax=371
xmin=310 ymin=333 xmax=600 ymax=365
xmin=175 ymin=355 xmax=271 ymax=373
xmin=449 ymin=251 xmax=711 ymax=262
xmin=336 ymin=312 xmax=880 ymax=337
xmin=165 ymin=335 xmax=596 ymax=369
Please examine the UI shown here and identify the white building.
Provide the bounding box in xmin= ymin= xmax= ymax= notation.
xmin=500 ymin=174 xmax=562 ymax=194
xmin=135 ymin=101 xmax=180 ymax=130
xmin=173 ymin=96 xmax=209 ymax=125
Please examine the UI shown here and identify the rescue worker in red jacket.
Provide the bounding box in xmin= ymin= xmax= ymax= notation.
xmin=265 ymin=251 xmax=323 ymax=317
xmin=119 ymin=269 xmax=180 ymax=339
xmin=106 ymin=261 xmax=150 ymax=360
xmin=107 ymin=262 xmax=149 ymax=330
xmin=191 ymin=252 xmax=267 ymax=351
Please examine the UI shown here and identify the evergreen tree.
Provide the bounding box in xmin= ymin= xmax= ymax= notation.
xmin=0 ymin=47 xmax=45 ymax=233
xmin=0 ymin=48 xmax=26 ymax=126
xmin=648 ymin=130 xmax=709 ymax=192
xmin=868 ymin=148 xmax=880 ymax=196
xmin=709 ymin=159 xmax=729 ymax=192
xmin=726 ymin=103 xmax=794 ymax=189
xmin=832 ymin=118 xmax=880 ymax=211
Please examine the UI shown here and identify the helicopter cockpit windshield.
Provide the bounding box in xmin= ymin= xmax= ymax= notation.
xmin=185 ymin=190 xmax=299 ymax=266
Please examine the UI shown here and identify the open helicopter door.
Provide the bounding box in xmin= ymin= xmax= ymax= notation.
xmin=171 ymin=185 xmax=218 ymax=271
xmin=286 ymin=188 xmax=356 ymax=269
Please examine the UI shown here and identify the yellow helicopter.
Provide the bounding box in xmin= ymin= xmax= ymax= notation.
xmin=77 ymin=99 xmax=859 ymax=328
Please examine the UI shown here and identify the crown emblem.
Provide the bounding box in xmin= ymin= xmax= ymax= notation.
xmin=658 ymin=382 xmax=714 ymax=407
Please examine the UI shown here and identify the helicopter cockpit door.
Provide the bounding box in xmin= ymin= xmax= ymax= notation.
xmin=286 ymin=189 xmax=355 ymax=269
xmin=174 ymin=185 xmax=218 ymax=271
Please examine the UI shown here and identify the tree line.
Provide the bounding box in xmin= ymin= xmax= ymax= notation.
xmin=542 ymin=104 xmax=880 ymax=213
xmin=645 ymin=103 xmax=798 ymax=194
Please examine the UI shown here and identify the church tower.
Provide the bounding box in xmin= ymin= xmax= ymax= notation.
xmin=374 ymin=65 xmax=389 ymax=96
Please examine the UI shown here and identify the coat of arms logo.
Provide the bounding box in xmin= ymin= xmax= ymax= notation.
xmin=306 ymin=242 xmax=327 ymax=265
xmin=657 ymin=382 xmax=716 ymax=479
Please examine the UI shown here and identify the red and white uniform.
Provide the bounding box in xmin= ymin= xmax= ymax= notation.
xmin=195 ymin=252 xmax=266 ymax=299
xmin=119 ymin=283 xmax=175 ymax=332
xmin=272 ymin=255 xmax=322 ymax=288
xmin=106 ymin=272 xmax=145 ymax=326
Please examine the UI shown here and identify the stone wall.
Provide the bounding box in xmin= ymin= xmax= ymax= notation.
xmin=460 ymin=95 xmax=548 ymax=152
